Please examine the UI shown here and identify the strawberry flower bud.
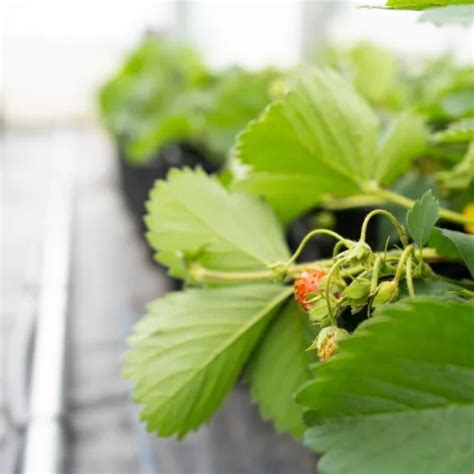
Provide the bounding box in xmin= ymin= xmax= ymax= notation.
xmin=343 ymin=278 xmax=371 ymax=302
xmin=343 ymin=277 xmax=372 ymax=314
xmin=339 ymin=241 xmax=372 ymax=265
xmin=372 ymin=280 xmax=398 ymax=307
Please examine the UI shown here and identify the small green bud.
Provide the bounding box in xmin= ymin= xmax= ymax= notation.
xmin=316 ymin=326 xmax=349 ymax=361
xmin=343 ymin=278 xmax=371 ymax=302
xmin=339 ymin=241 xmax=373 ymax=265
xmin=372 ymin=280 xmax=398 ymax=307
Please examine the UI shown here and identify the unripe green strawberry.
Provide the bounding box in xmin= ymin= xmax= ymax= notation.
xmin=372 ymin=280 xmax=398 ymax=307
xmin=316 ymin=326 xmax=349 ymax=361
xmin=294 ymin=268 xmax=326 ymax=311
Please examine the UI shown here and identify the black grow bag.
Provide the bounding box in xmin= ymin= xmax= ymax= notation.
xmin=117 ymin=143 xmax=220 ymax=290
xmin=118 ymin=142 xmax=219 ymax=228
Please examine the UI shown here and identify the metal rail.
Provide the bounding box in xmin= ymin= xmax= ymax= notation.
xmin=20 ymin=133 xmax=75 ymax=474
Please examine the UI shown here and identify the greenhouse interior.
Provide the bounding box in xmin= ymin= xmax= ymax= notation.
xmin=1 ymin=1 xmax=474 ymax=473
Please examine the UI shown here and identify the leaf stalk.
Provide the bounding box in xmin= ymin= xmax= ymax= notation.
xmin=190 ymin=248 xmax=449 ymax=284
xmin=323 ymin=183 xmax=474 ymax=226
xmin=369 ymin=184 xmax=474 ymax=226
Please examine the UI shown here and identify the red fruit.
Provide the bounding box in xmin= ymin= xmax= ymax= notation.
xmin=294 ymin=268 xmax=326 ymax=311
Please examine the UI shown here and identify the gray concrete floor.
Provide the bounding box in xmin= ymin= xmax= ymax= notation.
xmin=1 ymin=126 xmax=314 ymax=473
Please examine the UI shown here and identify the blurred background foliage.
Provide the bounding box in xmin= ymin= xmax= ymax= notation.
xmin=99 ymin=36 xmax=281 ymax=165
xmin=98 ymin=35 xmax=474 ymax=174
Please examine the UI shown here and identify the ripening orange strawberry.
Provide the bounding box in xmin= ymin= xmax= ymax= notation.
xmin=294 ymin=268 xmax=326 ymax=311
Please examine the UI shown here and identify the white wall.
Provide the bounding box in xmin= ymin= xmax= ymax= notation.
xmin=1 ymin=0 xmax=176 ymax=124
xmin=184 ymin=1 xmax=302 ymax=70
xmin=1 ymin=0 xmax=472 ymax=125
xmin=329 ymin=1 xmax=474 ymax=63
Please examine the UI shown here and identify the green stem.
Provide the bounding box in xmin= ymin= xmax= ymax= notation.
xmin=289 ymin=257 xmax=335 ymax=274
xmin=333 ymin=240 xmax=347 ymax=258
xmin=286 ymin=229 xmax=351 ymax=265
xmin=406 ymin=253 xmax=415 ymax=297
xmin=321 ymin=194 xmax=384 ymax=210
xmin=394 ymin=246 xmax=414 ymax=286
xmin=190 ymin=248 xmax=456 ymax=284
xmin=360 ymin=209 xmax=409 ymax=248
xmin=189 ymin=266 xmax=275 ymax=282
xmin=430 ymin=273 xmax=474 ymax=291
xmin=370 ymin=255 xmax=383 ymax=294
xmin=369 ymin=185 xmax=474 ymax=226
xmin=325 ymin=261 xmax=342 ymax=325
xmin=324 ymin=184 xmax=474 ymax=226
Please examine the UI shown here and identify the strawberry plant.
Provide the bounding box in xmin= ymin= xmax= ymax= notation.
xmin=122 ymin=5 xmax=473 ymax=473
xmin=318 ymin=41 xmax=474 ymax=123
xmin=99 ymin=35 xmax=281 ymax=167
xmin=98 ymin=35 xmax=211 ymax=164
xmin=99 ymin=35 xmax=283 ymax=231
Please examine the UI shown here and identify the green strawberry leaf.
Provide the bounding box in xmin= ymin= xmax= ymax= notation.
xmin=346 ymin=42 xmax=400 ymax=107
xmin=124 ymin=284 xmax=291 ymax=438
xmin=429 ymin=227 xmax=474 ymax=277
xmin=375 ymin=112 xmax=428 ymax=186
xmin=406 ymin=190 xmax=440 ymax=247
xmin=399 ymin=278 xmax=468 ymax=298
xmin=386 ymin=0 xmax=472 ymax=9
xmin=436 ymin=142 xmax=474 ymax=191
xmin=204 ymin=67 xmax=280 ymax=155
xmin=429 ymin=227 xmax=463 ymax=260
xmin=376 ymin=172 xmax=441 ymax=248
xmin=126 ymin=113 xmax=201 ymax=161
xmin=145 ymin=168 xmax=290 ymax=278
xmin=433 ymin=118 xmax=474 ymax=143
xmin=98 ymin=37 xmax=210 ymax=164
xmin=297 ymin=297 xmax=474 ymax=474
xmin=245 ymin=300 xmax=317 ymax=438
xmin=233 ymin=68 xmax=378 ymax=223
